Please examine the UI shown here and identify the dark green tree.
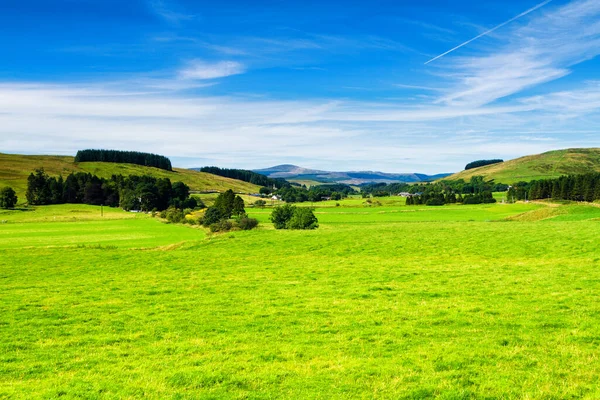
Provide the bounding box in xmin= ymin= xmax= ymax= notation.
xmin=171 ymin=181 xmax=190 ymax=205
xmin=119 ymin=189 xmax=140 ymax=211
xmin=232 ymin=195 xmax=245 ymax=216
xmin=49 ymin=176 xmax=64 ymax=204
xmin=214 ymin=189 xmax=235 ymax=218
xmin=63 ymin=173 xmax=80 ymax=203
xmin=202 ymin=207 xmax=224 ymax=227
xmin=138 ymin=182 xmax=158 ymax=211
xmin=0 ymin=187 xmax=18 ymax=209
xmin=26 ymin=168 xmax=51 ymax=205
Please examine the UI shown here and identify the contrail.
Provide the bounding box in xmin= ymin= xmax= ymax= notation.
xmin=424 ymin=0 xmax=553 ymax=65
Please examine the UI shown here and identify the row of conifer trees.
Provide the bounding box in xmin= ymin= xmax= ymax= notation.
xmin=75 ymin=149 xmax=172 ymax=171
xmin=511 ymin=173 xmax=600 ymax=202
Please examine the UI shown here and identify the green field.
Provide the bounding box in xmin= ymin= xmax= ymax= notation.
xmin=0 ymin=153 xmax=260 ymax=202
xmin=446 ymin=148 xmax=600 ymax=183
xmin=3 ymin=200 xmax=600 ymax=398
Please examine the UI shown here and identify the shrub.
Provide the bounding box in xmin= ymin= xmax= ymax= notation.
xmin=286 ymin=207 xmax=319 ymax=230
xmin=165 ymin=207 xmax=184 ymax=223
xmin=254 ymin=200 xmax=267 ymax=208
xmin=270 ymin=204 xmax=296 ymax=229
xmin=210 ymin=219 xmax=233 ymax=232
xmin=237 ymin=215 xmax=259 ymax=230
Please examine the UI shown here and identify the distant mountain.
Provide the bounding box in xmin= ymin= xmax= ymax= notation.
xmin=253 ymin=164 xmax=452 ymax=185
xmin=445 ymin=148 xmax=600 ymax=184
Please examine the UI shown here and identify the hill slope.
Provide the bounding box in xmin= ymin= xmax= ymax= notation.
xmin=446 ymin=148 xmax=600 ymax=183
xmin=254 ymin=164 xmax=451 ymax=185
xmin=0 ymin=153 xmax=260 ymax=199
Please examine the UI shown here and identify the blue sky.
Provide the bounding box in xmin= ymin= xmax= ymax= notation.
xmin=1 ymin=0 xmax=600 ymax=173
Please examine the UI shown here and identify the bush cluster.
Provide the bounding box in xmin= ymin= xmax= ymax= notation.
xmin=270 ymin=204 xmax=318 ymax=230
xmin=195 ymin=190 xmax=260 ymax=232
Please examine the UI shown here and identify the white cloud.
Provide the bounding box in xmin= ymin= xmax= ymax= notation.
xmin=434 ymin=0 xmax=600 ymax=107
xmin=178 ymin=60 xmax=246 ymax=80
xmin=0 ymin=81 xmax=598 ymax=172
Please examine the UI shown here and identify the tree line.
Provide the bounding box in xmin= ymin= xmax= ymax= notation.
xmin=198 ymin=166 xmax=289 ymax=189
xmin=403 ymin=176 xmax=498 ymax=206
xmin=406 ymin=191 xmax=496 ymax=206
xmin=509 ymin=173 xmax=600 ymax=202
xmin=273 ymin=184 xmax=357 ymax=203
xmin=75 ymin=149 xmax=173 ymax=171
xmin=26 ymin=168 xmax=196 ymax=211
xmin=360 ymin=177 xmax=508 ymax=198
xmin=465 ymin=159 xmax=503 ymax=170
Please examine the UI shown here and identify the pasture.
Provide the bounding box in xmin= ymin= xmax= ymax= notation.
xmin=2 ymin=200 xmax=600 ymax=398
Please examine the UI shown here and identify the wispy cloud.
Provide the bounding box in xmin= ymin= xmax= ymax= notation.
xmin=425 ymin=0 xmax=553 ymax=64
xmin=148 ymin=0 xmax=194 ymax=24
xmin=1 ymin=79 xmax=598 ymax=172
xmin=394 ymin=84 xmax=442 ymax=92
xmin=435 ymin=0 xmax=600 ymax=107
xmin=178 ymin=60 xmax=246 ymax=80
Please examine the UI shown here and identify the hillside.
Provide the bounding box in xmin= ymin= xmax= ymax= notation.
xmin=0 ymin=153 xmax=260 ymax=200
xmin=446 ymin=148 xmax=600 ymax=183
xmin=254 ymin=164 xmax=451 ymax=185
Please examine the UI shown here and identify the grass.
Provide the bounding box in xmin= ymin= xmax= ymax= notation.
xmin=446 ymin=148 xmax=600 ymax=183
xmin=2 ymin=201 xmax=600 ymax=398
xmin=0 ymin=153 xmax=260 ymax=202
xmin=0 ymin=204 xmax=139 ymax=223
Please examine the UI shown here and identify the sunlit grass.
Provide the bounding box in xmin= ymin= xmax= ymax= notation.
xmin=2 ymin=202 xmax=600 ymax=398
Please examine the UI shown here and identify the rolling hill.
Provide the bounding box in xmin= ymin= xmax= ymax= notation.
xmin=254 ymin=164 xmax=451 ymax=185
xmin=0 ymin=153 xmax=260 ymax=200
xmin=446 ymin=148 xmax=600 ymax=183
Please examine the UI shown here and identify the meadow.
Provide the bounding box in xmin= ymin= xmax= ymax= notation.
xmin=2 ymin=200 xmax=600 ymax=398
xmin=446 ymin=148 xmax=600 ymax=183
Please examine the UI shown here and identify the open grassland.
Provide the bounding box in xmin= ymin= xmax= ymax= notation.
xmin=2 ymin=202 xmax=600 ymax=398
xmin=0 ymin=153 xmax=260 ymax=201
xmin=446 ymin=148 xmax=600 ymax=183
